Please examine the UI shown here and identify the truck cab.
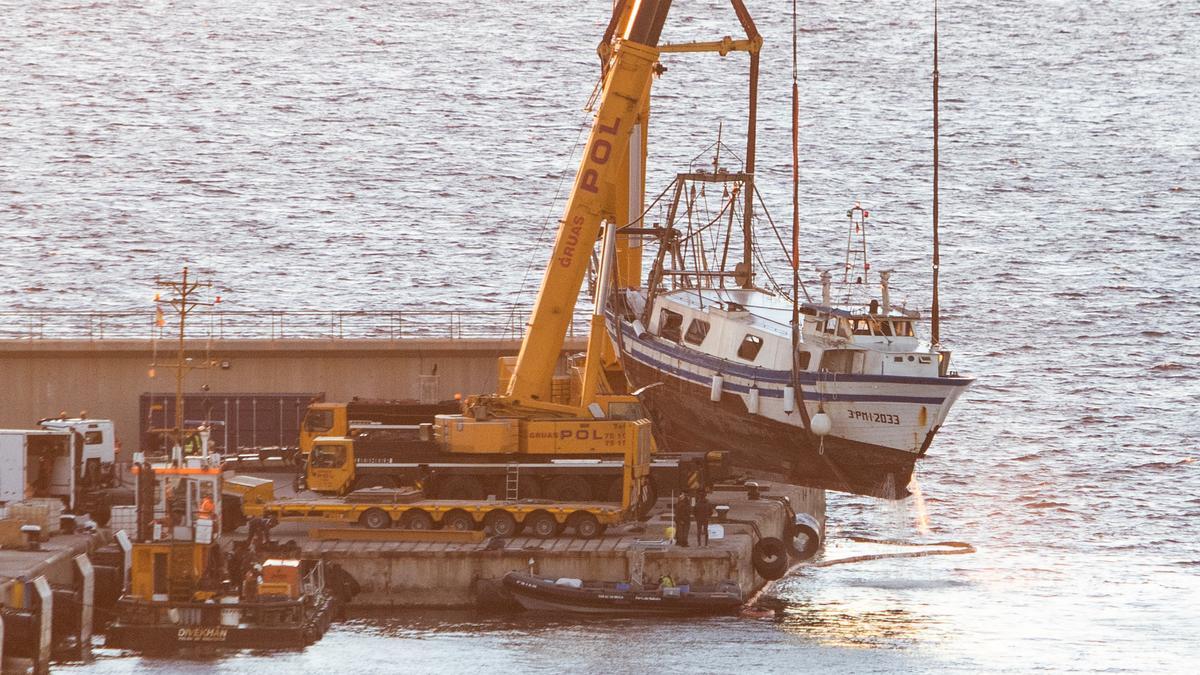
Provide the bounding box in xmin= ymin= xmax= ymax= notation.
xmin=305 ymin=436 xmax=356 ymax=494
xmin=38 ymin=417 xmax=117 ymax=488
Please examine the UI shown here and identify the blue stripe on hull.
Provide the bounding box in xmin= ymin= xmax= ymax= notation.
xmin=614 ymin=320 xmax=973 ymax=389
xmin=625 ymin=341 xmax=948 ymax=406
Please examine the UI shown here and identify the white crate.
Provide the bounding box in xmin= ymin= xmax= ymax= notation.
xmin=109 ymin=505 xmax=138 ymax=535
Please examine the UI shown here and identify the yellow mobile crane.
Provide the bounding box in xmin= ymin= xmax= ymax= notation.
xmin=433 ymin=0 xmax=676 ymax=510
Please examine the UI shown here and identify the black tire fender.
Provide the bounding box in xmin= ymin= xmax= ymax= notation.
xmin=752 ymin=537 xmax=789 ymax=580
xmin=786 ymin=513 xmax=823 ymax=561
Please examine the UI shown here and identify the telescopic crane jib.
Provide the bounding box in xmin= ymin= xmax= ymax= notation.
xmin=431 ymin=1 xmax=675 ymax=515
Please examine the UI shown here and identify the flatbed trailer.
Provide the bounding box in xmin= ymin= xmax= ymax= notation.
xmin=245 ymin=496 xmax=624 ymax=539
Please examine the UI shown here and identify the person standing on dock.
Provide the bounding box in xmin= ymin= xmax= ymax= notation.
xmin=675 ymin=493 xmax=692 ymax=547
xmin=693 ymin=491 xmax=713 ymax=547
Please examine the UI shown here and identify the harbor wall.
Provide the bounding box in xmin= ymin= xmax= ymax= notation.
xmin=0 ymin=338 xmax=582 ymax=445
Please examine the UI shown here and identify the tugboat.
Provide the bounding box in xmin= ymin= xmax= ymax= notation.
xmin=502 ymin=571 xmax=744 ymax=616
xmin=105 ymin=457 xmax=343 ymax=650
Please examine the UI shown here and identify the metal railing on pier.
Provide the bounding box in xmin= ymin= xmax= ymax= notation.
xmin=0 ymin=309 xmax=589 ymax=341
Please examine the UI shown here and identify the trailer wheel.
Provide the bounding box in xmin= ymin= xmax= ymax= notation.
xmin=438 ymin=476 xmax=486 ymax=501
xmin=546 ymin=476 xmax=592 ymax=502
xmin=570 ymin=512 xmax=602 ymax=539
xmin=442 ymin=510 xmax=476 ymax=532
xmin=398 ymin=509 xmax=434 ymax=531
xmin=525 ymin=511 xmax=559 ymax=539
xmin=360 ymin=508 xmax=391 ymax=530
xmin=484 ymin=510 xmax=518 ymax=538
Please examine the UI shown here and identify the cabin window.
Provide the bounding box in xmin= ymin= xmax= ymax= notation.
xmin=607 ymin=401 xmax=650 ymax=421
xmin=684 ymin=319 xmax=710 ymax=345
xmin=310 ymin=444 xmax=346 ymax=469
xmin=304 ymin=409 xmax=334 ymax=432
xmin=659 ymin=309 xmax=683 ymax=342
xmin=820 ymin=349 xmax=865 ymax=374
xmin=795 ymin=351 xmax=812 ymax=370
xmin=84 ymin=431 xmax=104 ymax=444
xmin=851 ymin=319 xmax=873 ymax=336
xmin=892 ymin=321 xmax=915 ymax=337
xmin=737 ymin=334 xmax=764 ymax=361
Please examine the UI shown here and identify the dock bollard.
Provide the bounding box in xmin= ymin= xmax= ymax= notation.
xmin=715 ymin=505 xmax=730 ymax=523
xmin=21 ymin=525 xmax=42 ymax=551
xmin=746 ymin=482 xmax=760 ymax=500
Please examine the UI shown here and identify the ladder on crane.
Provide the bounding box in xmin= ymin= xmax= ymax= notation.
xmin=505 ymin=463 xmax=520 ymax=501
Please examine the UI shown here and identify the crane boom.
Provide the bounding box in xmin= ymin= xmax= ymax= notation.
xmin=505 ymin=1 xmax=672 ymax=406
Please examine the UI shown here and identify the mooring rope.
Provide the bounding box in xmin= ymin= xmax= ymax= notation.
xmin=742 ymin=537 xmax=976 ymax=613
xmin=801 ymin=536 xmax=976 ymax=568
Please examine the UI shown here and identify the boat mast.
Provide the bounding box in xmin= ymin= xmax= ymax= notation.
xmin=788 ymin=0 xmax=814 ymax=438
xmin=931 ymin=0 xmax=941 ymax=345
xmin=731 ymin=0 xmax=759 ymax=288
xmin=790 ymin=0 xmax=800 ymax=326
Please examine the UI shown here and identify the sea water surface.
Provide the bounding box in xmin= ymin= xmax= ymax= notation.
xmin=3 ymin=0 xmax=1199 ymax=672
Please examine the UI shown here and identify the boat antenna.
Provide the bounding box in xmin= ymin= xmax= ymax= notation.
xmin=931 ymin=0 xmax=941 ymax=345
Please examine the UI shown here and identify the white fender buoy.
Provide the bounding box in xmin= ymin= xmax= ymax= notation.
xmin=810 ymin=411 xmax=833 ymax=436
xmin=710 ymin=374 xmax=724 ymax=402
xmin=747 ymin=387 xmax=760 ymax=415
xmin=632 ymin=319 xmax=648 ymax=338
xmin=783 ymin=385 xmax=796 ymax=413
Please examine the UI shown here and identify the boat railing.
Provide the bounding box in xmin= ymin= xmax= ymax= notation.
xmin=0 ymin=308 xmax=589 ymax=341
xmin=116 ymin=595 xmax=306 ymax=626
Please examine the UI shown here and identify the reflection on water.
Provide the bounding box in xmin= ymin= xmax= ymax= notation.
xmin=9 ymin=0 xmax=1200 ymax=670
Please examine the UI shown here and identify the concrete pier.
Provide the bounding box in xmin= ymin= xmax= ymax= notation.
xmin=262 ymin=483 xmax=824 ymax=609
xmin=0 ymin=532 xmax=110 ymax=674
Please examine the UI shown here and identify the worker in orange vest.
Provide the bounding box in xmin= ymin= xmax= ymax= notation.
xmin=198 ymin=495 xmax=215 ymax=520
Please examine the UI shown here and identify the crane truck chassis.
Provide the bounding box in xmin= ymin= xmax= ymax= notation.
xmin=241 ymin=420 xmax=657 ymax=539
xmin=301 ymin=424 xmax=726 ymax=504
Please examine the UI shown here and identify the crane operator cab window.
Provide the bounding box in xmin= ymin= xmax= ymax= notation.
xmin=607 ymin=400 xmax=651 ymax=421
xmin=304 ymin=409 xmax=334 ymax=433
xmin=659 ymin=309 xmax=683 ymax=342
xmin=310 ymin=444 xmax=346 ymax=469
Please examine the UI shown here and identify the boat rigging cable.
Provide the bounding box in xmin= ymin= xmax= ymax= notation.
xmin=788 ymin=0 xmax=816 ymax=444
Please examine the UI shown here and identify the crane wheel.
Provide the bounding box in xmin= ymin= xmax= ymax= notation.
xmin=570 ymin=512 xmax=602 ymax=539
xmin=398 ymin=509 xmax=434 ymax=531
xmin=517 ymin=477 xmax=542 ymax=500
xmin=354 ymin=475 xmax=396 ymax=491
xmin=484 ymin=510 xmax=519 ymax=538
xmin=442 ymin=510 xmax=476 ymax=532
xmin=360 ymin=508 xmax=391 ymax=530
xmin=438 ymin=476 xmax=486 ymax=501
xmin=546 ymin=476 xmax=592 ymax=502
xmin=525 ymin=511 xmax=559 ymax=539
xmin=605 ymin=477 xmax=624 ymax=503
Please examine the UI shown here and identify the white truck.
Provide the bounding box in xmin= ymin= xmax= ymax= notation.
xmin=0 ymin=417 xmax=125 ymax=523
xmin=37 ymin=417 xmax=118 ymax=489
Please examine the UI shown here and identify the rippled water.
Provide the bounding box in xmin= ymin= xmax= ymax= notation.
xmin=8 ymin=0 xmax=1199 ymax=672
